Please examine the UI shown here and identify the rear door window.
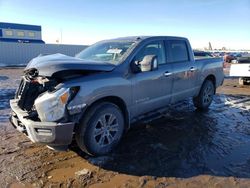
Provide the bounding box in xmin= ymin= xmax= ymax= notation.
xmin=167 ymin=40 xmax=189 ymax=63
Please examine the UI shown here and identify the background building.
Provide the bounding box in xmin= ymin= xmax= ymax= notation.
xmin=0 ymin=22 xmax=44 ymax=43
xmin=0 ymin=22 xmax=87 ymax=66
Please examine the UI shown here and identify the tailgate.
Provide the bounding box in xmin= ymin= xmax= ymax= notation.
xmin=230 ymin=64 xmax=250 ymax=77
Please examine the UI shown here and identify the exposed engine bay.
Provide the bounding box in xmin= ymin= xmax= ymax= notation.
xmin=15 ymin=68 xmax=105 ymax=122
xmin=15 ymin=69 xmax=58 ymax=120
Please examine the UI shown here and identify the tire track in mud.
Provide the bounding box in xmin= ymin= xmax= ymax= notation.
xmin=214 ymin=95 xmax=250 ymax=110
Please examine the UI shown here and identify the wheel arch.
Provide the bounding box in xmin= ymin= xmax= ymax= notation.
xmin=204 ymin=74 xmax=216 ymax=93
xmin=85 ymin=96 xmax=130 ymax=130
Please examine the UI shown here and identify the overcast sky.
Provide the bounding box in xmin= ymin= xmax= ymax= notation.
xmin=0 ymin=0 xmax=250 ymax=49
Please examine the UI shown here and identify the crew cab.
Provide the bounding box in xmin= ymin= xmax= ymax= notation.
xmin=10 ymin=36 xmax=224 ymax=156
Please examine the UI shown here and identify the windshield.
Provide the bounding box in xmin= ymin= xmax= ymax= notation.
xmin=76 ymin=41 xmax=135 ymax=65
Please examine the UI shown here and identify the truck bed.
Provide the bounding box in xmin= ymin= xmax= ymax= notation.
xmin=195 ymin=57 xmax=223 ymax=63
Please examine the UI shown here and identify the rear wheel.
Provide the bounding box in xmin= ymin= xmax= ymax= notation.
xmin=239 ymin=78 xmax=249 ymax=86
xmin=193 ymin=80 xmax=215 ymax=110
xmin=76 ymin=102 xmax=125 ymax=156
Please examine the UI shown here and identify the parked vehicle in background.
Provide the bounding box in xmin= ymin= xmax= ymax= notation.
xmin=211 ymin=52 xmax=221 ymax=57
xmin=223 ymin=53 xmax=235 ymax=63
xmin=230 ymin=55 xmax=250 ymax=85
xmin=10 ymin=36 xmax=224 ymax=156
xmin=236 ymin=53 xmax=242 ymax=58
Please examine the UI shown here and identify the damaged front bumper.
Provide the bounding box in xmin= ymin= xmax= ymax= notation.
xmin=9 ymin=99 xmax=75 ymax=146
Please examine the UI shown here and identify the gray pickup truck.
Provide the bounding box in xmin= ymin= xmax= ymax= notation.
xmin=10 ymin=36 xmax=224 ymax=156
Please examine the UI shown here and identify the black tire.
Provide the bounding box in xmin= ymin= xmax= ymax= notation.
xmin=239 ymin=78 xmax=250 ymax=85
xmin=244 ymin=81 xmax=249 ymax=85
xmin=193 ymin=80 xmax=215 ymax=110
xmin=75 ymin=102 xmax=125 ymax=156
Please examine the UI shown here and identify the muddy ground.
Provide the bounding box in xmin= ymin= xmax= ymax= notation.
xmin=0 ymin=68 xmax=250 ymax=188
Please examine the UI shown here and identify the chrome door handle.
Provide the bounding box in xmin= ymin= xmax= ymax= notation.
xmin=164 ymin=72 xmax=172 ymax=77
xmin=190 ymin=67 xmax=197 ymax=72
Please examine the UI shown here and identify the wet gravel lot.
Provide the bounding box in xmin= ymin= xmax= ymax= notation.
xmin=1 ymin=68 xmax=250 ymax=187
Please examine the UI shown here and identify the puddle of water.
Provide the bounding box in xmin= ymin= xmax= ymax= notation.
xmin=0 ymin=89 xmax=15 ymax=109
xmin=0 ymin=89 xmax=16 ymax=122
xmin=0 ymin=76 xmax=9 ymax=81
xmin=100 ymin=95 xmax=250 ymax=178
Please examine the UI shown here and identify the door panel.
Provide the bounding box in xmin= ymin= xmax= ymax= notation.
xmin=171 ymin=61 xmax=197 ymax=103
xmin=130 ymin=40 xmax=173 ymax=116
xmin=165 ymin=40 xmax=198 ymax=103
xmin=132 ymin=64 xmax=173 ymax=116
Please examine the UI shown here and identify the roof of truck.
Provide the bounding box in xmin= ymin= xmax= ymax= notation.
xmin=103 ymin=36 xmax=188 ymax=42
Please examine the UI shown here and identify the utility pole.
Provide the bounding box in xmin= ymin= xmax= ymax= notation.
xmin=209 ymin=42 xmax=213 ymax=51
xmin=60 ymin=28 xmax=63 ymax=44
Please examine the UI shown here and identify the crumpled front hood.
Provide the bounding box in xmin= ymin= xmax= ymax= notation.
xmin=25 ymin=53 xmax=116 ymax=77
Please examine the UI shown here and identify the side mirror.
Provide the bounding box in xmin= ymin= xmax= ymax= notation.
xmin=140 ymin=55 xmax=158 ymax=72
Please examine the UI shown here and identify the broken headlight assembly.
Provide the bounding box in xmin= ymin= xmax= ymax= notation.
xmin=34 ymin=86 xmax=79 ymax=122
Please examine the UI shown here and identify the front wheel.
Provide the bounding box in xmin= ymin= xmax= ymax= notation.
xmin=193 ymin=80 xmax=215 ymax=110
xmin=76 ymin=102 xmax=125 ymax=156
